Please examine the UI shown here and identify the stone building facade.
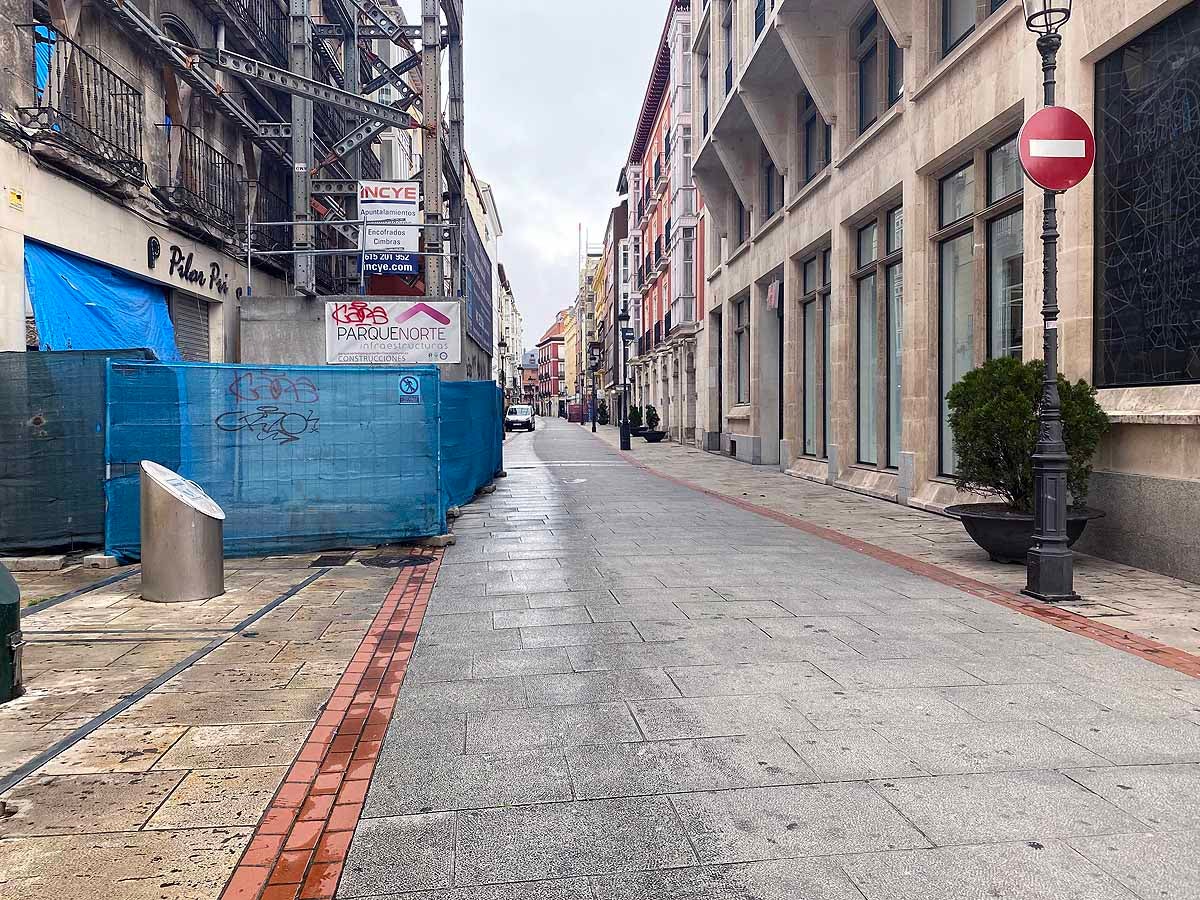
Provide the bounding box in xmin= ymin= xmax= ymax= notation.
xmin=691 ymin=0 xmax=1200 ymax=581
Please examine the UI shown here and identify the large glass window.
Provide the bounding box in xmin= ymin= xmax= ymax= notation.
xmin=934 ymin=135 xmax=1024 ymax=474
xmin=822 ymin=248 xmax=831 ymax=458
xmin=988 ymin=209 xmax=1023 ymax=359
xmin=855 ymin=7 xmax=901 ymax=135
xmin=853 ymin=207 xmax=902 ymax=468
xmin=1096 ymin=2 xmax=1200 ymax=386
xmin=886 ymin=262 xmax=903 ymax=468
xmin=762 ymin=147 xmax=784 ymax=219
xmin=803 ymin=300 xmax=818 ymax=455
xmin=857 ymin=273 xmax=879 ymax=465
xmin=735 ymin=299 xmax=750 ymax=404
xmin=944 ymin=0 xmax=1009 ymax=56
xmin=801 ymin=92 xmax=831 ymax=183
xmin=939 ymin=231 xmax=975 ymax=475
xmin=801 ymin=248 xmax=832 ymax=458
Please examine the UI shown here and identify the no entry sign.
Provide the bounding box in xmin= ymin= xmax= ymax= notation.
xmin=1018 ymin=107 xmax=1095 ymax=192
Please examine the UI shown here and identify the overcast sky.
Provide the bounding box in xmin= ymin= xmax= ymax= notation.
xmin=397 ymin=0 xmax=666 ymax=351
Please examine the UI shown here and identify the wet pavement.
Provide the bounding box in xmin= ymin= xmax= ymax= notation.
xmin=339 ymin=417 xmax=1200 ymax=899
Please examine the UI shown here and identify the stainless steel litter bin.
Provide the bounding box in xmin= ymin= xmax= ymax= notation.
xmin=140 ymin=460 xmax=226 ymax=603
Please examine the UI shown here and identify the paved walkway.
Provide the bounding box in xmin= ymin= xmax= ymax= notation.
xmin=592 ymin=425 xmax=1200 ymax=656
xmin=338 ymin=418 xmax=1200 ymax=899
xmin=0 ymin=550 xmax=419 ymax=900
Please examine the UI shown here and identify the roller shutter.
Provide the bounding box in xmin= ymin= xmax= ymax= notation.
xmin=170 ymin=293 xmax=211 ymax=361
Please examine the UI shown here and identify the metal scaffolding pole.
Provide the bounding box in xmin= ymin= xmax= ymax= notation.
xmin=290 ymin=0 xmax=315 ymax=294
xmin=421 ymin=0 xmax=444 ymax=302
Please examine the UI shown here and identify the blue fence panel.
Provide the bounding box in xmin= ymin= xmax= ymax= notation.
xmin=105 ymin=362 xmax=443 ymax=560
xmin=440 ymin=381 xmax=503 ymax=511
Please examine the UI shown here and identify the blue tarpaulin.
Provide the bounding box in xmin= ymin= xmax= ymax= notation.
xmin=441 ymin=381 xmax=504 ymax=511
xmin=24 ymin=241 xmax=180 ymax=361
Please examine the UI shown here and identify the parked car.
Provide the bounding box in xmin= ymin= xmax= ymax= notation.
xmin=504 ymin=405 xmax=535 ymax=432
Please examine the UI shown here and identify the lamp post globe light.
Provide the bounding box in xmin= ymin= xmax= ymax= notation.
xmin=1020 ymin=0 xmax=1078 ymax=602
xmin=617 ymin=307 xmax=631 ymax=451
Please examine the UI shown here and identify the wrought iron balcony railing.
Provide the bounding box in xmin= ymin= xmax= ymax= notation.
xmin=232 ymin=0 xmax=287 ymax=64
xmin=159 ymin=124 xmax=243 ymax=228
xmin=18 ymin=25 xmax=145 ymax=183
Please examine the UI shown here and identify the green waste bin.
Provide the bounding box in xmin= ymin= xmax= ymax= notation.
xmin=0 ymin=563 xmax=23 ymax=704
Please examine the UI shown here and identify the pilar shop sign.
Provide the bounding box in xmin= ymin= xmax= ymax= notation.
xmin=359 ymin=180 xmax=421 ymax=276
xmin=325 ymin=300 xmax=461 ymax=365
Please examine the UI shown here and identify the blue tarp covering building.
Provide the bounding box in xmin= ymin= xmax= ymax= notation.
xmin=24 ymin=241 xmax=180 ymax=361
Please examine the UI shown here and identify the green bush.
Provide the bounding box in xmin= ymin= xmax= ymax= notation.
xmin=645 ymin=405 xmax=661 ymax=430
xmin=946 ymin=357 xmax=1110 ymax=513
xmin=597 ymin=400 xmax=610 ymax=426
xmin=628 ymin=405 xmax=643 ymax=429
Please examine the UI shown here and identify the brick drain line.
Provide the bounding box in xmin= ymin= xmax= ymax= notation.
xmin=219 ymin=548 xmax=440 ymax=900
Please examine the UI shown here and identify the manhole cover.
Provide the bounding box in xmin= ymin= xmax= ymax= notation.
xmin=360 ymin=555 xmax=432 ymax=569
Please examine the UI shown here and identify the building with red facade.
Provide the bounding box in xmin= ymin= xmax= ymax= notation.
xmin=621 ymin=0 xmax=705 ymax=444
xmin=536 ymin=312 xmax=568 ymax=417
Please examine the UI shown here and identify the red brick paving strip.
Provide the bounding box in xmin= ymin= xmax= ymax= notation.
xmin=613 ymin=447 xmax=1200 ymax=680
xmin=220 ymin=548 xmax=443 ymax=900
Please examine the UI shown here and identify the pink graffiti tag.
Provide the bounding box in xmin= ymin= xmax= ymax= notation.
xmin=331 ymin=301 xmax=390 ymax=325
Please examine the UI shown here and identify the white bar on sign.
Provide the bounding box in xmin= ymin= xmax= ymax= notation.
xmin=1029 ymin=139 xmax=1086 ymax=158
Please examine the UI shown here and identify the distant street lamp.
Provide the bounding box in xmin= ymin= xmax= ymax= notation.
xmin=1021 ymin=0 xmax=1078 ymax=602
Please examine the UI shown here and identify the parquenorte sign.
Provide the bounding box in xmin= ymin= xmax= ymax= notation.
xmin=325 ymin=300 xmax=461 ymax=365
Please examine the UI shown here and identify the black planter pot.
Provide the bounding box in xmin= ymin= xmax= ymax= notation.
xmin=945 ymin=503 xmax=1105 ymax=564
xmin=629 ymin=425 xmax=647 ymax=436
xmin=642 ymin=430 xmax=667 ymax=443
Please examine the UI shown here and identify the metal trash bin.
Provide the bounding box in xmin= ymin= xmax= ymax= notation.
xmin=0 ymin=563 xmax=23 ymax=704
xmin=140 ymin=461 xmax=226 ymax=603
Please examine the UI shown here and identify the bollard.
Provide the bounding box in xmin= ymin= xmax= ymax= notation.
xmin=0 ymin=563 xmax=24 ymax=704
xmin=140 ymin=461 xmax=226 ymax=603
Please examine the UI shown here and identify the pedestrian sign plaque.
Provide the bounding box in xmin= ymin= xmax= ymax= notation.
xmin=398 ymin=374 xmax=423 ymax=405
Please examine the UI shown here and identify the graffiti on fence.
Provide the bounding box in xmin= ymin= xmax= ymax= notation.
xmin=215 ymin=406 xmax=320 ymax=444
xmin=228 ymin=371 xmax=320 ymax=404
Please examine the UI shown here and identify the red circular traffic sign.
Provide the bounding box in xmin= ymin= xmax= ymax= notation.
xmin=1018 ymin=107 xmax=1095 ymax=192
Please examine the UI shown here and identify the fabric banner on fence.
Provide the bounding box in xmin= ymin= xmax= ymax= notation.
xmin=440 ymin=381 xmax=504 ymax=511
xmin=0 ymin=349 xmax=153 ymax=553
xmin=105 ymin=362 xmax=445 ymax=560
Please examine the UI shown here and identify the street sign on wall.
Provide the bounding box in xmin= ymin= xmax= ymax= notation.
xmin=463 ymin=213 xmax=493 ymax=353
xmin=359 ymin=181 xmax=421 ymax=275
xmin=325 ymin=300 xmax=461 ymax=365
xmin=1018 ymin=107 xmax=1096 ymax=192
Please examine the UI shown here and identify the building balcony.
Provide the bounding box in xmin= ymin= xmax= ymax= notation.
xmin=18 ymin=26 xmax=145 ymax=187
xmin=156 ymin=124 xmax=243 ymax=230
xmin=655 ymin=159 xmax=669 ymax=195
xmin=668 ymin=296 xmax=698 ymax=338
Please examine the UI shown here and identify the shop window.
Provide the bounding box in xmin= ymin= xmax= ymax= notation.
xmin=853 ymin=206 xmax=902 ymax=468
xmin=934 ymin=134 xmax=1024 ymax=474
xmin=735 ymin=298 xmax=750 ymax=404
xmin=1095 ymin=2 xmax=1200 ymax=387
xmin=800 ymin=247 xmax=832 ymax=458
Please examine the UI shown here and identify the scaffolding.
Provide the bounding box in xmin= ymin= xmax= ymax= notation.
xmin=83 ymin=0 xmax=465 ymax=299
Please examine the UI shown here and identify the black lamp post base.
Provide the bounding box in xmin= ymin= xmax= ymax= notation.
xmin=1023 ymin=548 xmax=1081 ymax=603
xmin=619 ymin=423 xmax=631 ymax=451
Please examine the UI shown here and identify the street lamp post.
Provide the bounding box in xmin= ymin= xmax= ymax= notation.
xmin=617 ymin=307 xmax=632 ymax=451
xmin=1021 ymin=0 xmax=1078 ymax=603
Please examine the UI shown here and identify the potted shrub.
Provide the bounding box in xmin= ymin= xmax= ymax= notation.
xmin=597 ymin=400 xmax=610 ymax=426
xmin=944 ymin=357 xmax=1109 ymax=563
xmin=642 ymin=405 xmax=667 ymax=443
xmin=628 ymin=405 xmax=645 ymax=435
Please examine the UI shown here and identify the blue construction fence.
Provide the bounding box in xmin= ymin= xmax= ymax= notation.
xmin=104 ymin=361 xmax=502 ymax=561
